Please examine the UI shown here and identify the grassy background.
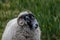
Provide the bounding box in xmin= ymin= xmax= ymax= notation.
xmin=0 ymin=0 xmax=60 ymax=40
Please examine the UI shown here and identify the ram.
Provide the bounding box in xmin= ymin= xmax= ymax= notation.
xmin=2 ymin=11 xmax=41 ymax=40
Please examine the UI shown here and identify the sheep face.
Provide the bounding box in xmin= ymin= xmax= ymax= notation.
xmin=17 ymin=11 xmax=38 ymax=30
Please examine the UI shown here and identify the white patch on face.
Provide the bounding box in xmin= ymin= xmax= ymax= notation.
xmin=25 ymin=16 xmax=30 ymax=22
xmin=25 ymin=16 xmax=29 ymax=19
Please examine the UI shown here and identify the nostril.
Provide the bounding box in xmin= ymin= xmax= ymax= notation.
xmin=35 ymin=24 xmax=38 ymax=29
xmin=36 ymin=24 xmax=38 ymax=27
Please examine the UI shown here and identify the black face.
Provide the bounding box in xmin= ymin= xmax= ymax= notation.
xmin=20 ymin=14 xmax=38 ymax=29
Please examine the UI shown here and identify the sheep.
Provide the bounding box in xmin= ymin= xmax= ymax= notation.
xmin=2 ymin=11 xmax=41 ymax=40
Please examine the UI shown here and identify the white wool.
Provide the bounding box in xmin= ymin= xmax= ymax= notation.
xmin=2 ymin=11 xmax=41 ymax=40
xmin=18 ymin=11 xmax=32 ymax=18
xmin=2 ymin=18 xmax=18 ymax=40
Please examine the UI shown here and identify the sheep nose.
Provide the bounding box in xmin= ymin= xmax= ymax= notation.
xmin=36 ymin=24 xmax=38 ymax=26
xmin=35 ymin=24 xmax=38 ymax=28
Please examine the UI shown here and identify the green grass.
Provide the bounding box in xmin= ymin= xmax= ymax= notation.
xmin=0 ymin=0 xmax=60 ymax=40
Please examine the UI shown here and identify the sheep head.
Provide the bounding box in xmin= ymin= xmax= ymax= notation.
xmin=17 ymin=11 xmax=39 ymax=30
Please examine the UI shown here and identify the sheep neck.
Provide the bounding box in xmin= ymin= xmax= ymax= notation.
xmin=12 ymin=25 xmax=36 ymax=40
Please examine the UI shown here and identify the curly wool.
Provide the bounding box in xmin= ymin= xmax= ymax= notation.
xmin=2 ymin=11 xmax=41 ymax=40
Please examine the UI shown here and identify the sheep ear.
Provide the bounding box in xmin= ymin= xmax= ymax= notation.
xmin=17 ymin=18 xmax=25 ymax=26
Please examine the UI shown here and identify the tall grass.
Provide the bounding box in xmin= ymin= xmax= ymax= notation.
xmin=0 ymin=0 xmax=60 ymax=40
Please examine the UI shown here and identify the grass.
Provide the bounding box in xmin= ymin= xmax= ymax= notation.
xmin=0 ymin=0 xmax=60 ymax=40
